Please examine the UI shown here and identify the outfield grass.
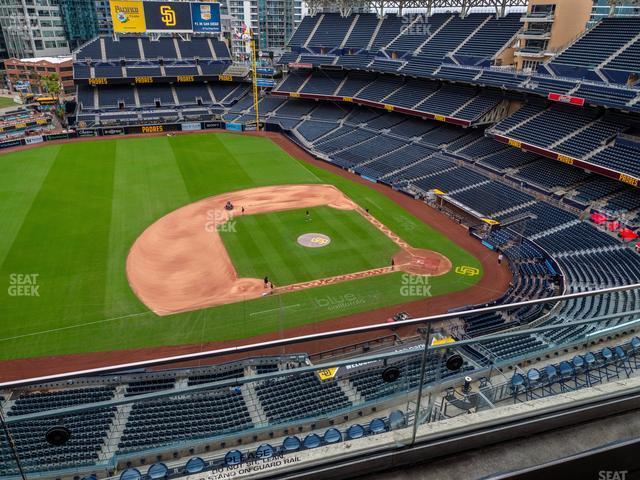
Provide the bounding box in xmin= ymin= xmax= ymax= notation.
xmin=221 ymin=206 xmax=400 ymax=285
xmin=0 ymin=133 xmax=483 ymax=361
xmin=0 ymin=96 xmax=17 ymax=108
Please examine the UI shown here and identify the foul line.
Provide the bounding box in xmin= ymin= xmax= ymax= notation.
xmin=0 ymin=311 xmax=149 ymax=343
xmin=249 ymin=304 xmax=301 ymax=316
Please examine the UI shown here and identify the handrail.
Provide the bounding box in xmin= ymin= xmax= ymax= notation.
xmin=3 ymin=284 xmax=640 ymax=389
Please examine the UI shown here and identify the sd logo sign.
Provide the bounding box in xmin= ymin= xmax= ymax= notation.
xmin=144 ymin=1 xmax=192 ymax=32
xmin=160 ymin=5 xmax=176 ymax=26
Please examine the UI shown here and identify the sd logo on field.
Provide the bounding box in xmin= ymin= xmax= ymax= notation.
xmin=297 ymin=233 xmax=331 ymax=248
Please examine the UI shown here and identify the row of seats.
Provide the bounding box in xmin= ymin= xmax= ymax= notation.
xmin=276 ymin=71 xmax=503 ymax=123
xmin=491 ymin=103 xmax=640 ymax=181
xmin=75 ymin=36 xmax=231 ymax=62
xmin=287 ymin=12 xmax=521 ymax=59
xmin=78 ymin=83 xmax=247 ymax=111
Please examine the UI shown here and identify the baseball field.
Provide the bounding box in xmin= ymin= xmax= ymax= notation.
xmin=0 ymin=132 xmax=484 ymax=362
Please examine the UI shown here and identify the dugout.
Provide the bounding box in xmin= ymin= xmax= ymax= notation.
xmin=434 ymin=192 xmax=499 ymax=233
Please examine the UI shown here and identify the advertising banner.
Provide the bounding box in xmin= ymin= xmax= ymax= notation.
xmin=77 ymin=129 xmax=98 ymax=137
xmin=45 ymin=133 xmax=70 ymax=141
xmin=144 ymin=1 xmax=192 ymax=32
xmin=111 ymin=1 xmax=146 ymax=33
xmin=225 ymin=123 xmax=243 ymax=132
xmin=0 ymin=139 xmax=22 ymax=149
xmin=181 ymin=122 xmax=202 ymax=131
xmin=24 ymin=135 xmax=44 ymax=145
xmin=256 ymin=78 xmax=276 ymax=87
xmin=547 ymin=92 xmax=586 ymax=107
xmin=191 ymin=2 xmax=220 ymax=33
xmin=125 ymin=124 xmax=180 ymax=134
xmin=102 ymin=127 xmax=125 ymax=136
xmin=202 ymin=121 xmax=221 ymax=129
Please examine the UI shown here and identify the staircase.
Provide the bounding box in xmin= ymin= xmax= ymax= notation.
xmin=207 ymin=38 xmax=217 ymax=59
xmin=366 ymin=16 xmax=385 ymax=51
xmin=330 ymin=133 xmax=377 ymax=155
xmin=451 ymin=93 xmax=481 ymax=118
xmin=448 ymin=179 xmax=490 ymax=195
xmin=583 ymin=141 xmax=611 ymax=161
xmin=501 ymin=106 xmax=548 ymax=135
xmin=99 ymin=37 xmax=107 ymax=61
xmin=340 ymin=15 xmax=360 ymax=49
xmin=598 ymin=32 xmax=640 ymax=69
xmin=303 ymin=14 xmax=325 ymax=48
xmin=339 ymin=379 xmax=362 ymax=404
xmin=241 ymin=381 xmax=269 ymax=427
xmin=296 ymin=74 xmax=313 ymax=93
xmin=379 ymin=153 xmax=437 ymax=181
xmin=549 ymin=118 xmax=600 ymax=150
xmin=412 ymin=88 xmax=441 ymax=110
xmin=379 ymin=83 xmax=408 ymax=103
xmin=529 ymin=219 xmax=581 ymax=240
xmin=385 ymin=15 xmax=426 ymax=51
xmin=171 ymin=85 xmax=179 ymax=105
xmin=98 ymin=402 xmax=133 ymax=462
xmin=493 ymin=199 xmax=537 ymax=218
xmin=451 ymin=15 xmax=492 ymax=55
xmin=206 ymin=83 xmax=216 ymax=103
xmin=415 ymin=14 xmax=454 ymax=54
xmin=137 ymin=38 xmax=145 ymax=60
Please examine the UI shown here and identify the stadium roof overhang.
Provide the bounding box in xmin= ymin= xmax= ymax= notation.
xmin=307 ymin=0 xmax=529 ymax=17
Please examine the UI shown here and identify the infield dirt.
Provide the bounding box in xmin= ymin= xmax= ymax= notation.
xmin=127 ymin=183 xmax=451 ymax=315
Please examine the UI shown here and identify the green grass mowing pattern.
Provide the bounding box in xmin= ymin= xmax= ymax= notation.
xmin=0 ymin=133 xmax=483 ymax=361
xmin=220 ymin=206 xmax=400 ymax=285
xmin=0 ymin=97 xmax=18 ymax=108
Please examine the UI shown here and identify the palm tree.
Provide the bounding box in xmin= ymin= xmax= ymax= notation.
xmin=40 ymin=73 xmax=62 ymax=103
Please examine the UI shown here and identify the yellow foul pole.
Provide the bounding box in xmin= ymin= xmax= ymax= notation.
xmin=251 ymin=38 xmax=260 ymax=131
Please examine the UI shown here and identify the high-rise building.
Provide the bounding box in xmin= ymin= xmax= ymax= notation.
xmin=0 ymin=0 xmax=71 ymax=58
xmin=59 ymin=0 xmax=100 ymax=49
xmin=95 ymin=0 xmax=113 ymax=35
xmin=591 ymin=0 xmax=640 ymax=24
xmin=225 ymin=0 xmax=304 ymax=58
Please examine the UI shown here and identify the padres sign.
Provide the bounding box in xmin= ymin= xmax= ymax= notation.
xmin=144 ymin=1 xmax=192 ymax=32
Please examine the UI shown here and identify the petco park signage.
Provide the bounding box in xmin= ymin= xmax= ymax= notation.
xmin=110 ymin=0 xmax=220 ymax=33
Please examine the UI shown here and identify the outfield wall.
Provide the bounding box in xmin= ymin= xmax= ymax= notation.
xmin=0 ymin=122 xmax=230 ymax=150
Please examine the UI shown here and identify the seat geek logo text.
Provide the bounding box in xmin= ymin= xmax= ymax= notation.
xmin=8 ymin=273 xmax=40 ymax=297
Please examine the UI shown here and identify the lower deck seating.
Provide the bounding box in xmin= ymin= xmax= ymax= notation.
xmin=255 ymin=373 xmax=351 ymax=423
xmin=2 ymin=387 xmax=116 ymax=475
xmin=118 ymin=390 xmax=252 ymax=453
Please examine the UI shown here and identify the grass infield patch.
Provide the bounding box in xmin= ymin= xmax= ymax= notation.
xmin=220 ymin=206 xmax=400 ymax=285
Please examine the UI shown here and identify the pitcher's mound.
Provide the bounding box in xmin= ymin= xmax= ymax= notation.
xmin=393 ymin=248 xmax=452 ymax=276
xmin=297 ymin=233 xmax=331 ymax=248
